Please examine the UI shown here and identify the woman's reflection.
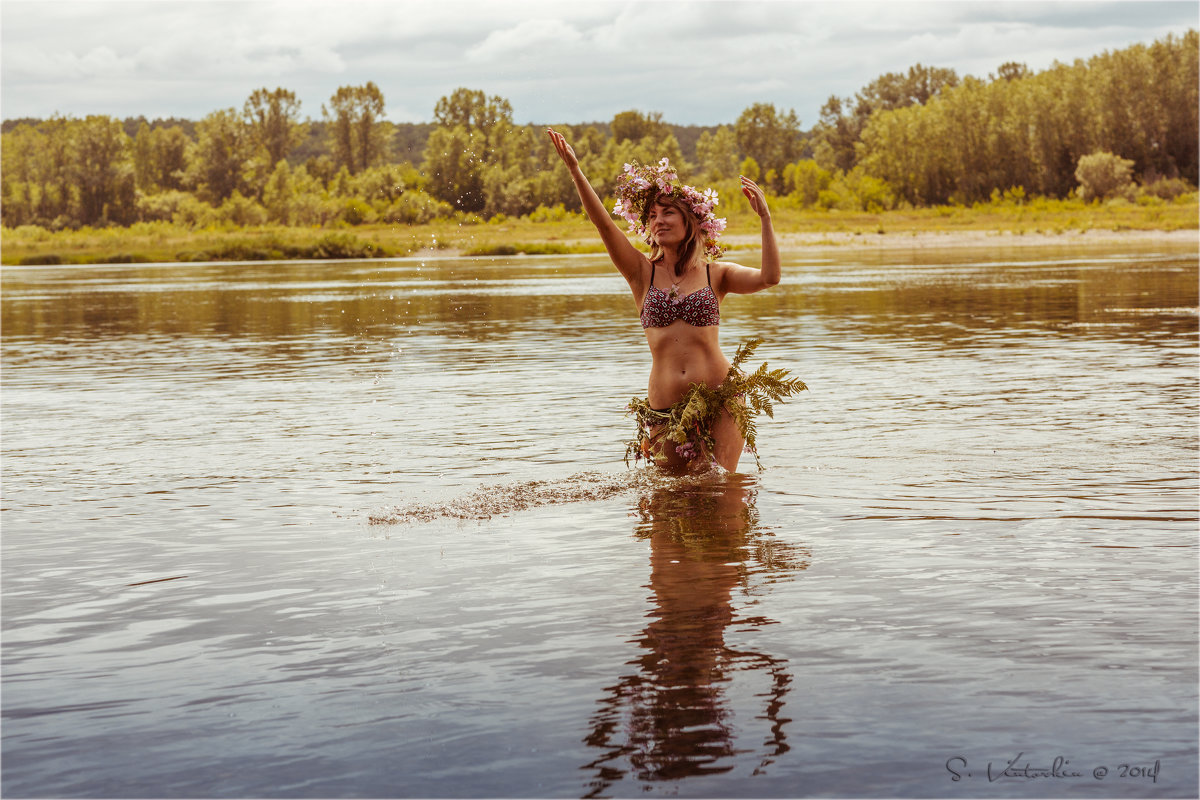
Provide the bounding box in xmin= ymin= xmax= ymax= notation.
xmin=582 ymin=473 xmax=809 ymax=796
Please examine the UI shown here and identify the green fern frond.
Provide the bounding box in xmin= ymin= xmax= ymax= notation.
xmin=730 ymin=337 xmax=762 ymax=372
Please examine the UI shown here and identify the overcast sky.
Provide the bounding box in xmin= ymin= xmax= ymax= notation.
xmin=1 ymin=0 xmax=1195 ymax=127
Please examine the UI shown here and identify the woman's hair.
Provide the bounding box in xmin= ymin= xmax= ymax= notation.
xmin=646 ymin=194 xmax=705 ymax=276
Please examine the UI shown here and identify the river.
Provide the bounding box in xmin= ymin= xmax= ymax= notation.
xmin=2 ymin=241 xmax=1197 ymax=797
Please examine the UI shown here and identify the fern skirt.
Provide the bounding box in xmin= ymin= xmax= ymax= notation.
xmin=624 ymin=338 xmax=807 ymax=472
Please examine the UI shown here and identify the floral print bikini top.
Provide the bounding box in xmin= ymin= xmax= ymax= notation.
xmin=639 ymin=262 xmax=721 ymax=329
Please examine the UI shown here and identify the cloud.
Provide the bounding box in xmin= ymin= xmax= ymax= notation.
xmin=3 ymin=43 xmax=136 ymax=81
xmin=467 ymin=18 xmax=584 ymax=62
xmin=1 ymin=0 xmax=1194 ymax=124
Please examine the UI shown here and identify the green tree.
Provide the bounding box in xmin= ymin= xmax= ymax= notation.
xmin=812 ymin=96 xmax=858 ymax=173
xmin=261 ymin=159 xmax=295 ymax=223
xmin=187 ymin=108 xmax=254 ymax=202
xmin=2 ymin=124 xmax=46 ymax=226
xmin=133 ymin=123 xmax=189 ymax=192
xmin=733 ymin=103 xmax=803 ymax=185
xmin=133 ymin=121 xmax=154 ymax=191
xmin=814 ymin=64 xmax=958 ymax=172
xmin=72 ymin=115 xmax=136 ymax=225
xmin=1150 ymin=30 xmax=1199 ymax=183
xmin=993 ymin=61 xmax=1030 ymax=82
xmin=424 ymin=88 xmax=522 ymax=212
xmin=244 ymin=87 xmax=306 ymax=166
xmin=785 ymin=159 xmax=833 ymax=206
xmin=423 ymin=124 xmax=488 ymax=211
xmin=611 ymin=110 xmax=670 ymax=143
xmin=2 ymin=120 xmax=75 ymax=226
xmin=479 ymin=124 xmax=565 ymax=217
xmin=695 ymin=125 xmax=740 ymax=180
xmin=324 ymin=82 xmax=387 ymax=174
xmin=433 ymin=88 xmax=513 ymax=136
xmin=591 ymin=129 xmax=686 ymax=200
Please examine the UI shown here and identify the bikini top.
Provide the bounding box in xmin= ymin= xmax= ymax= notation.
xmin=639 ymin=262 xmax=721 ymax=329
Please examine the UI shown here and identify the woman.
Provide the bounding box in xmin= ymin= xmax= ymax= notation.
xmin=547 ymin=128 xmax=804 ymax=473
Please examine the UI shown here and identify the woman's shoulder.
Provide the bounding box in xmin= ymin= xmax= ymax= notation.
xmin=707 ymin=259 xmax=745 ymax=275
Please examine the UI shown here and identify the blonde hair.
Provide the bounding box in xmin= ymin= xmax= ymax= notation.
xmin=646 ymin=195 xmax=705 ymax=277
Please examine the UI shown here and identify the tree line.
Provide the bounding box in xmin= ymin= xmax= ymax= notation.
xmin=1 ymin=30 xmax=1194 ymax=231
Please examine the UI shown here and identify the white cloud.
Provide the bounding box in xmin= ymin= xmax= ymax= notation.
xmin=467 ymin=18 xmax=585 ymax=62
xmin=4 ymin=42 xmax=136 ymax=81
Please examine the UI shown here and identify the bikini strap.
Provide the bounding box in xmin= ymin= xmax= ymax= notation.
xmin=638 ymin=260 xmax=657 ymax=312
xmin=706 ymin=262 xmax=712 ymax=288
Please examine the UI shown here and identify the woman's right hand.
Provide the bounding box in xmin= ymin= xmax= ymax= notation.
xmin=547 ymin=128 xmax=579 ymax=170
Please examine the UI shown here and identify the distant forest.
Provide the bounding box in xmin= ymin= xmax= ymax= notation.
xmin=1 ymin=30 xmax=1195 ymax=230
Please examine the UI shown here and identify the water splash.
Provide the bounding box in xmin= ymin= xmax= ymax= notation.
xmin=369 ymin=468 xmax=731 ymax=525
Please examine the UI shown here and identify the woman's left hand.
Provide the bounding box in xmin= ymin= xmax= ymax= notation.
xmin=740 ymin=176 xmax=770 ymax=219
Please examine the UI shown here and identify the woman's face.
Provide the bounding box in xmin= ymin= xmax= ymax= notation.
xmin=647 ymin=201 xmax=689 ymax=248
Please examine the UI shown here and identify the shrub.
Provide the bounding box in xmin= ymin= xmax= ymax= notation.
xmin=94 ymin=253 xmax=153 ymax=264
xmin=8 ymin=225 xmax=53 ymax=242
xmin=137 ymin=191 xmax=194 ymax=223
xmin=338 ymin=198 xmax=376 ymax=225
xmin=526 ymin=203 xmax=573 ymax=223
xmin=380 ymin=190 xmax=452 ymax=225
xmin=1140 ymin=176 xmax=1194 ymax=201
xmin=291 ymin=194 xmax=340 ymax=227
xmin=212 ymin=192 xmax=269 ymax=227
xmin=172 ymin=195 xmax=217 ymax=228
xmin=786 ymin=160 xmax=833 ymax=206
xmin=309 ymin=232 xmax=381 ymax=259
xmin=816 ymin=187 xmax=847 ymax=210
xmin=989 ymin=186 xmax=1027 ymax=206
xmin=1075 ymin=151 xmax=1135 ymax=202
xmin=463 ymin=242 xmax=573 ymax=256
xmin=846 ymin=171 xmax=896 ymax=212
xmin=18 ymin=253 xmax=64 ymax=265
xmin=740 ymin=156 xmax=761 ymax=182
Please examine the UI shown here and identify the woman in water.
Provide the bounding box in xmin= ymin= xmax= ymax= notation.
xmin=547 ymin=128 xmax=804 ymax=473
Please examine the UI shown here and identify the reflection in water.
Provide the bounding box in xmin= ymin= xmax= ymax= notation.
xmin=2 ymin=251 xmax=1195 ymax=350
xmin=583 ymin=473 xmax=809 ymax=796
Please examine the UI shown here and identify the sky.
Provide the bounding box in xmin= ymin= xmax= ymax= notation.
xmin=1 ymin=0 xmax=1195 ymax=127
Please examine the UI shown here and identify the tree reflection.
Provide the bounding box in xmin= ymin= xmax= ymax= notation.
xmin=582 ymin=473 xmax=809 ymax=796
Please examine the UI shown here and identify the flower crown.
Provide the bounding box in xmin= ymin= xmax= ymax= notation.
xmin=612 ymin=158 xmax=726 ymax=260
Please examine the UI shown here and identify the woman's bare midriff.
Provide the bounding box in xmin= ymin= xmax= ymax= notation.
xmin=644 ymin=324 xmax=730 ymax=407
xmin=643 ymin=322 xmax=743 ymax=472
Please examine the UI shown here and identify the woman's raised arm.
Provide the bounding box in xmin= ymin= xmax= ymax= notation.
xmin=547 ymin=128 xmax=646 ymax=286
xmin=716 ymin=176 xmax=781 ymax=295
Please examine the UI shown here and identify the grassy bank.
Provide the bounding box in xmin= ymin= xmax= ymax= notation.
xmin=2 ymin=194 xmax=1196 ymax=266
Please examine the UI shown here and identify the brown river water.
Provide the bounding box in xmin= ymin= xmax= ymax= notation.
xmin=2 ymin=241 xmax=1197 ymax=797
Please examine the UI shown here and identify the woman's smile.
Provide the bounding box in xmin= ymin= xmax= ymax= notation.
xmin=649 ymin=206 xmax=684 ymax=243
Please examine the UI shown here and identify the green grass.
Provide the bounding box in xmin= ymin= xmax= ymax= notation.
xmin=3 ymin=194 xmax=1195 ymax=266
